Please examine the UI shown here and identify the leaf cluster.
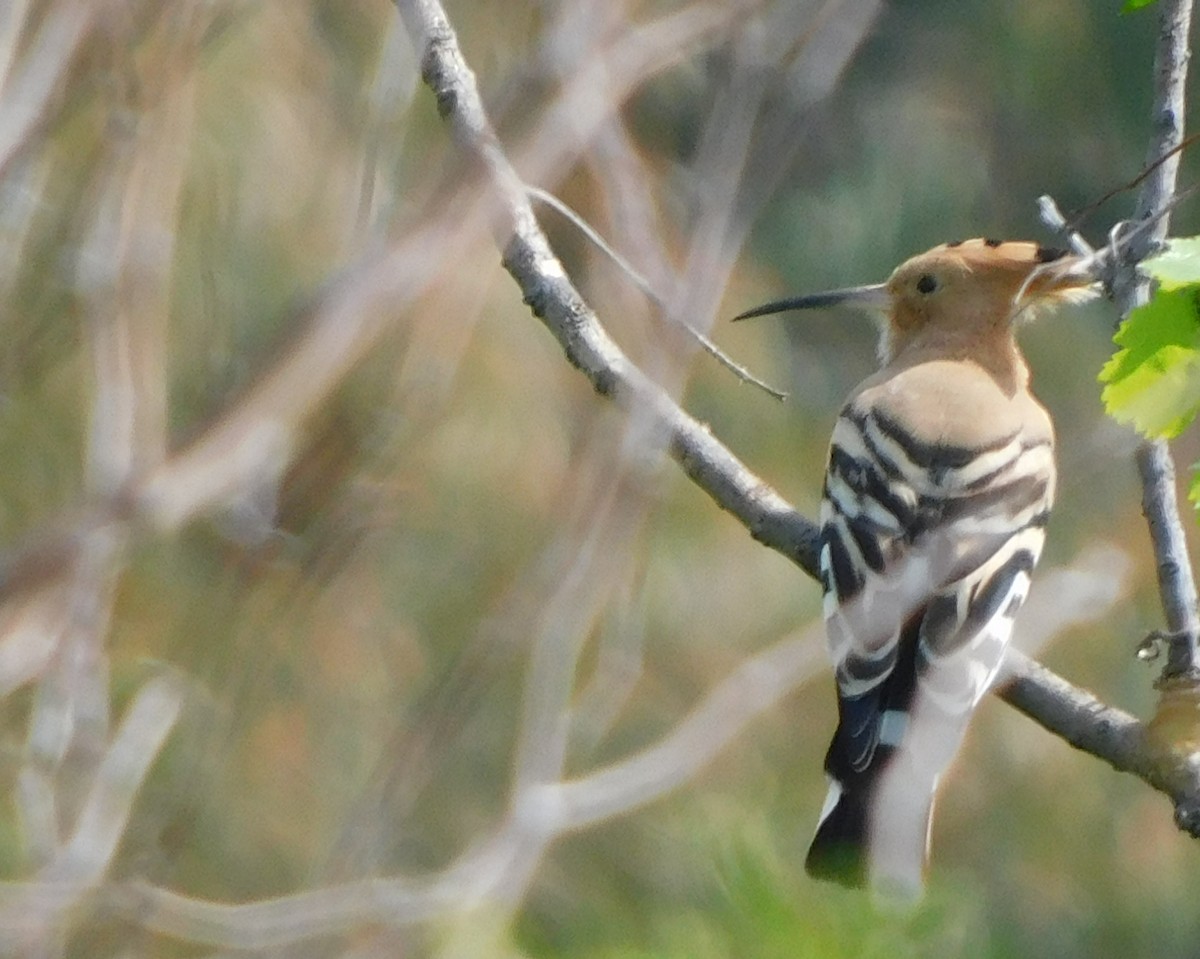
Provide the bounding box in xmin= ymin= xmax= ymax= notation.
xmin=1100 ymin=238 xmax=1200 ymax=508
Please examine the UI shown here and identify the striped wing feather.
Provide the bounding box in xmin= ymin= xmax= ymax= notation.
xmin=818 ymin=396 xmax=1053 ymax=774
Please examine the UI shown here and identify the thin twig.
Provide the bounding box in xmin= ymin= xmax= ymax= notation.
xmin=1038 ymin=186 xmax=1199 ymax=296
xmin=1037 ymin=194 xmax=1095 ymax=259
xmin=527 ymin=186 xmax=788 ymax=399
xmin=1065 ymin=130 xmax=1200 ymax=233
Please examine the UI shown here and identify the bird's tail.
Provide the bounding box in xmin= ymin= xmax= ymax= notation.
xmin=805 ymin=775 xmax=873 ymax=887
xmin=805 ymin=614 xmax=934 ymax=894
xmin=804 ymin=762 xmax=934 ymax=895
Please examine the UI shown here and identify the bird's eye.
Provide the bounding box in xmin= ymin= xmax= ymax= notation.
xmin=916 ymin=273 xmax=939 ymax=295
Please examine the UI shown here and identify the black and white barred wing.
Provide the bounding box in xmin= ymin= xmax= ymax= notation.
xmin=818 ymin=403 xmax=1054 ymax=770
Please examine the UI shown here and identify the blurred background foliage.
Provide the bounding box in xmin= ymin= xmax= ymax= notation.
xmin=1 ymin=0 xmax=1199 ymax=956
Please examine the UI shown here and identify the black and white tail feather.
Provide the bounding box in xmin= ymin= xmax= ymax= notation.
xmin=806 ymin=400 xmax=1053 ymax=894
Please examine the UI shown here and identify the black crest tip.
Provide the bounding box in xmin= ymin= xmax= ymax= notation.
xmin=1035 ymin=245 xmax=1068 ymax=263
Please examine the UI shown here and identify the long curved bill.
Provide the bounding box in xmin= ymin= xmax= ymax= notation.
xmin=732 ymin=283 xmax=890 ymax=322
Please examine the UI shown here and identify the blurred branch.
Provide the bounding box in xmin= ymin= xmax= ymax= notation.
xmin=115 ymin=815 xmax=541 ymax=950
xmin=1 ymin=675 xmax=183 ymax=950
xmin=510 ymin=480 xmax=645 ymax=795
xmin=79 ymin=15 xmax=201 ymax=493
xmin=8 ymin=23 xmax=205 ymax=923
xmin=45 ymin=676 xmax=183 ymax=884
xmin=399 ymin=0 xmax=1200 ymax=831
xmin=557 ymin=627 xmax=826 ymax=830
xmin=512 ymin=1 xmax=758 ymax=197
xmin=98 ymin=546 xmax=1128 ymax=952
xmin=0 ymin=2 xmax=95 ymax=182
xmin=567 ymin=570 xmax=645 ymax=758
xmin=17 ymin=522 xmax=127 ymax=940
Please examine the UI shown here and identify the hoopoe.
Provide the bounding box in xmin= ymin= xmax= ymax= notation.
xmin=736 ymin=238 xmax=1096 ymax=895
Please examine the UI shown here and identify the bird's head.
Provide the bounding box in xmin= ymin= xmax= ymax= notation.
xmin=735 ymin=238 xmax=1097 ymax=364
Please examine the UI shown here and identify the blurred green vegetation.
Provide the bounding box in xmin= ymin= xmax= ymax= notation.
xmin=1 ymin=1 xmax=1198 ymax=956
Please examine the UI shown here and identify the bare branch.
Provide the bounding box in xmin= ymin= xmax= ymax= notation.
xmin=79 ymin=19 xmax=199 ymax=492
xmin=46 ymin=675 xmax=183 ymax=884
xmin=1138 ymin=442 xmax=1200 ymax=678
xmin=110 ymin=823 xmax=532 ymax=949
xmin=999 ymin=653 xmax=1147 ymax=779
xmin=1 ymin=675 xmax=183 ymax=947
xmin=1000 ymin=651 xmax=1200 ymax=837
xmin=0 ymin=2 xmax=95 ymax=183
xmin=528 ymin=186 xmax=788 ymax=399
xmin=557 ymin=627 xmax=826 ymax=830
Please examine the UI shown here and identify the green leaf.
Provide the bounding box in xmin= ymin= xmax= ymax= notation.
xmin=1099 ymin=287 xmax=1200 ymax=438
xmin=1141 ymin=237 xmax=1200 ymax=290
xmin=1122 ymin=0 xmax=1158 ymax=11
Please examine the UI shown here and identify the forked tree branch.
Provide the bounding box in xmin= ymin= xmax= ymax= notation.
xmin=397 ymin=0 xmax=1200 ymax=829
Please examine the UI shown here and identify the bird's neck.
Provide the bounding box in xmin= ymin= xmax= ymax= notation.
xmin=886 ymin=326 xmax=1030 ymax=395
